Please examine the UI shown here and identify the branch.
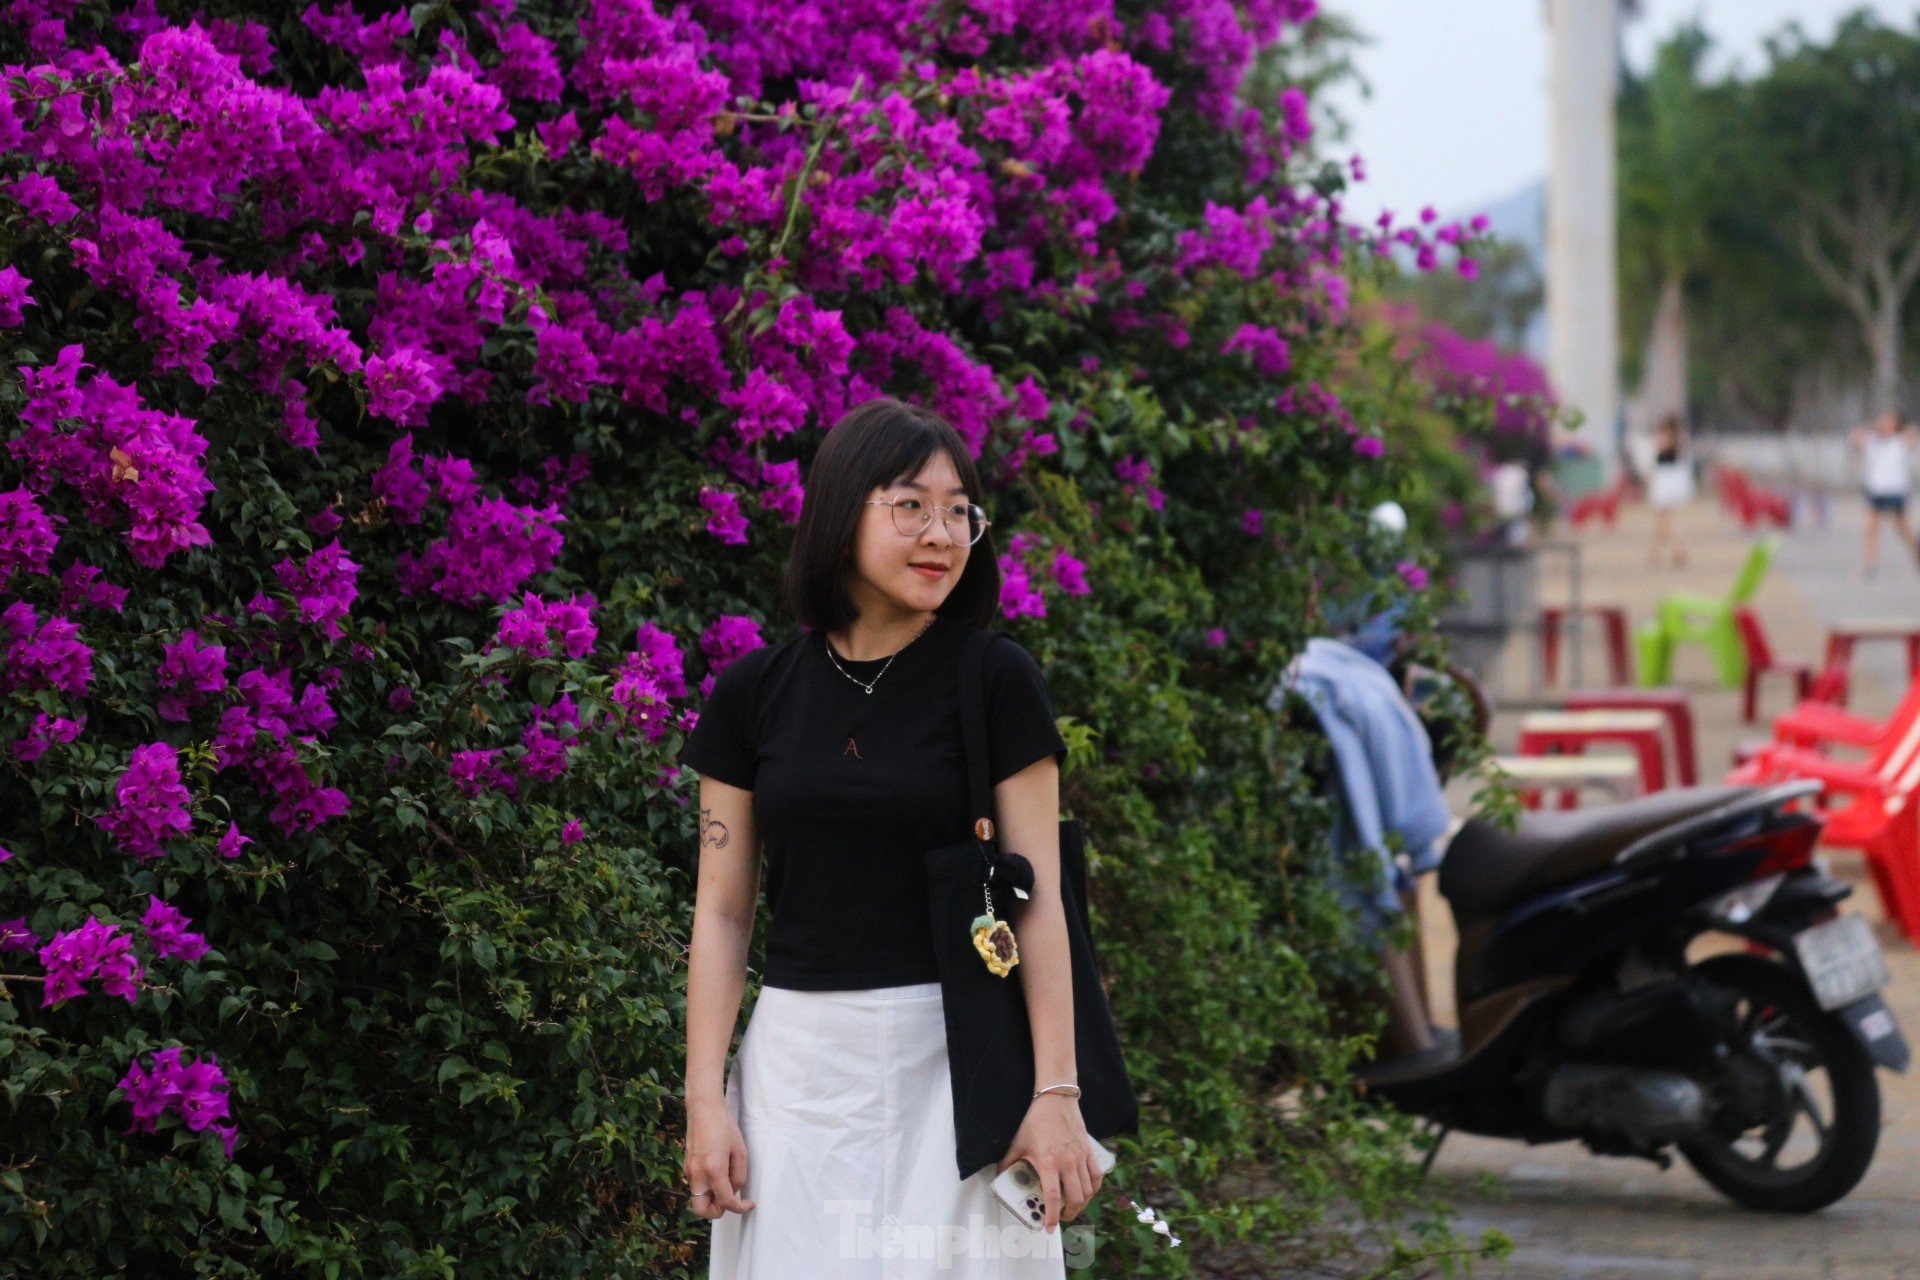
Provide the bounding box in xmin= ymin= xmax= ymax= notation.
xmin=1795 ymin=211 xmax=1876 ymax=330
xmin=769 ymin=88 xmax=845 ymax=264
xmin=1893 ymin=212 xmax=1920 ymax=296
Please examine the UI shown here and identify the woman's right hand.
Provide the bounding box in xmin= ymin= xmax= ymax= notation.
xmin=683 ymin=1097 xmax=755 ymax=1219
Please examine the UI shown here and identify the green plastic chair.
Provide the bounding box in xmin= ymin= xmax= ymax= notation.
xmin=1636 ymin=538 xmax=1777 ymax=688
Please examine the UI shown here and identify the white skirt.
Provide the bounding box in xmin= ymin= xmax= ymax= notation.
xmin=1648 ymin=461 xmax=1695 ymax=508
xmin=707 ymin=980 xmax=1072 ymax=1279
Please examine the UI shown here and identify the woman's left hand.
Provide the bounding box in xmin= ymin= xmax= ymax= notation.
xmin=994 ymin=1095 xmax=1103 ymax=1232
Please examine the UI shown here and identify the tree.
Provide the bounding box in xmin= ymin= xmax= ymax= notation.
xmin=1748 ymin=12 xmax=1920 ymax=416
xmin=1616 ymin=24 xmax=1731 ymax=423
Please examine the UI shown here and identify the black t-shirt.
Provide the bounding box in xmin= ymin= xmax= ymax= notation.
xmin=677 ymin=613 xmax=1070 ymax=991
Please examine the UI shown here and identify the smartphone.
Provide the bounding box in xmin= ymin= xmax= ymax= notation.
xmin=989 ymin=1135 xmax=1117 ymax=1229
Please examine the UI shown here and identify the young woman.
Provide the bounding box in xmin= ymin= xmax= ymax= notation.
xmin=1850 ymin=410 xmax=1920 ymax=578
xmin=678 ymin=398 xmax=1101 ymax=1278
xmin=1646 ymin=413 xmax=1694 ymax=568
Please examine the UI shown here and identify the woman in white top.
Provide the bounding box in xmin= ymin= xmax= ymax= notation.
xmin=1849 ymin=410 xmax=1920 ymax=577
xmin=1646 ymin=414 xmax=1695 ymax=568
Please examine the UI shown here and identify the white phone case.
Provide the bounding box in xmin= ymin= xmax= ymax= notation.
xmin=989 ymin=1135 xmax=1117 ymax=1229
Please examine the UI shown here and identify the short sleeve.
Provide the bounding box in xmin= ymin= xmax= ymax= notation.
xmin=678 ymin=648 xmax=767 ymax=790
xmin=983 ymin=635 xmax=1069 ymax=785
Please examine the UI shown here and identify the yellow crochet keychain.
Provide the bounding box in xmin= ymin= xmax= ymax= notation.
xmin=971 ymin=909 xmax=1019 ymax=977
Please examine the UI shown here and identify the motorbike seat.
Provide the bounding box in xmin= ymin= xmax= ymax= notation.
xmin=1440 ymin=785 xmax=1751 ymax=920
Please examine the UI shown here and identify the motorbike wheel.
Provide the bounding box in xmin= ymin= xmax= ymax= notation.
xmin=1679 ymin=954 xmax=1880 ymax=1213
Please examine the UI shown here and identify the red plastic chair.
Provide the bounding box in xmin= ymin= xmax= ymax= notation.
xmin=1774 ymin=675 xmax=1920 ymax=753
xmin=1731 ymin=695 xmax=1920 ymax=943
xmin=1749 ymin=751 xmax=1920 ymax=946
xmin=1714 ymin=467 xmax=1752 ymax=521
xmin=1567 ymin=476 xmax=1630 ymax=530
xmin=1714 ymin=467 xmax=1794 ymax=531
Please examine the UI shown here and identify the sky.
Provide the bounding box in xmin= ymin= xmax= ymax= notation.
xmin=1324 ymin=0 xmax=1920 ymax=227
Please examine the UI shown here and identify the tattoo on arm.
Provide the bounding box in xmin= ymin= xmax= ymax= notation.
xmin=700 ymin=807 xmax=731 ymax=850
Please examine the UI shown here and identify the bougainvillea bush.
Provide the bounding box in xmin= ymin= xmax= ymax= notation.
xmin=0 ymin=2 xmax=1497 ymax=1275
xmin=1378 ymin=301 xmax=1557 ymax=465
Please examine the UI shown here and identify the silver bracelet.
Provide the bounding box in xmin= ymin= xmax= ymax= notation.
xmin=1031 ymin=1081 xmax=1082 ymax=1100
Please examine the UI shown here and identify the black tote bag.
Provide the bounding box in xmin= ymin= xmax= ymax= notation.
xmin=923 ymin=626 xmax=1140 ymax=1181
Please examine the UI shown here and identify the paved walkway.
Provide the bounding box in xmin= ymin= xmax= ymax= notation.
xmin=1419 ymin=496 xmax=1920 ymax=1279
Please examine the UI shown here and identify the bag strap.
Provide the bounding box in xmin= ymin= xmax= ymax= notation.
xmin=958 ymin=625 xmax=1042 ymax=914
xmin=957 ymin=625 xmax=1001 ymax=857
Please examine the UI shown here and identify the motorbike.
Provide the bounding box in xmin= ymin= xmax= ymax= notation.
xmin=1362 ymin=776 xmax=1909 ymax=1212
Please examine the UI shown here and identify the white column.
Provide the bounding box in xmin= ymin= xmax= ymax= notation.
xmin=1546 ymin=0 xmax=1620 ymax=463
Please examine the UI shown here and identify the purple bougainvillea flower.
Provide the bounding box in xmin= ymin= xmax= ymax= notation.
xmin=58 ymin=562 xmax=128 ymax=615
xmin=38 ymin=916 xmax=144 ymax=1007
xmin=141 ymin=895 xmax=211 ymax=964
xmin=1222 ymin=323 xmax=1290 ymax=377
xmin=13 ymin=711 xmax=85 ymax=762
xmin=0 ymin=601 xmax=94 ymax=698
xmin=699 ymin=615 xmax=764 ymax=674
xmin=611 ymin=660 xmax=674 ymax=742
xmin=1012 ymin=376 xmax=1050 ymax=421
xmin=96 ymin=743 xmax=193 ymax=862
xmin=216 ymin=822 xmax=254 ymax=860
xmin=0 ymin=487 xmax=59 ymax=582
xmin=273 ymin=539 xmax=360 ymax=642
xmin=699 ymin=485 xmax=750 ymax=545
xmin=632 ymin=622 xmax=690 ymax=698
xmin=157 ymin=629 xmax=229 ymax=721
xmin=1050 ymin=549 xmax=1090 ymax=596
xmin=496 ymin=591 xmax=598 ymax=659
xmin=449 ymin=748 xmax=515 ymax=798
xmin=1277 ymin=86 xmax=1312 ymax=143
xmin=0 ymin=264 xmax=36 ymax=328
xmin=116 ymin=1046 xmax=236 ymax=1156
xmin=364 ymin=344 xmax=445 ymax=428
xmin=999 ymin=554 xmax=1047 ymax=619
xmin=1114 ymin=454 xmax=1153 ymax=486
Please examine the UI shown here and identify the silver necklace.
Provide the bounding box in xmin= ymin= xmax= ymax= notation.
xmin=825 ymin=614 xmax=936 ymax=695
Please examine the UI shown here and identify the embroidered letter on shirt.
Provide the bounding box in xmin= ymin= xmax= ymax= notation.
xmin=844 ymin=736 xmax=862 ymax=759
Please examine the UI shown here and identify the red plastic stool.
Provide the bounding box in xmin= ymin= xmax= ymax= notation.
xmin=1562 ymin=687 xmax=1698 ymax=787
xmin=1822 ymin=619 xmax=1920 ymax=707
xmin=1540 ymin=605 xmax=1632 ymax=687
xmin=1734 ymin=608 xmax=1814 ymax=725
xmin=1517 ymin=709 xmax=1669 ymax=805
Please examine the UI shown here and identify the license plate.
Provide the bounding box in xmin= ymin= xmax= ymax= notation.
xmin=1793 ymin=915 xmax=1892 ymax=1011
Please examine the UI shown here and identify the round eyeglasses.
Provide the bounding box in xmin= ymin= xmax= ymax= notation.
xmin=865 ymin=496 xmax=991 ymax=545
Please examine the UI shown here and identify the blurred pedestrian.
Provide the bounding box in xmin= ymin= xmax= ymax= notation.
xmin=1646 ymin=413 xmax=1694 ymax=568
xmin=1488 ymin=459 xmax=1533 ymax=546
xmin=1849 ymin=409 xmax=1920 ymax=578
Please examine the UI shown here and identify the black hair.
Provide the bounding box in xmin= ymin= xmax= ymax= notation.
xmin=781 ymin=397 xmax=1001 ymax=633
